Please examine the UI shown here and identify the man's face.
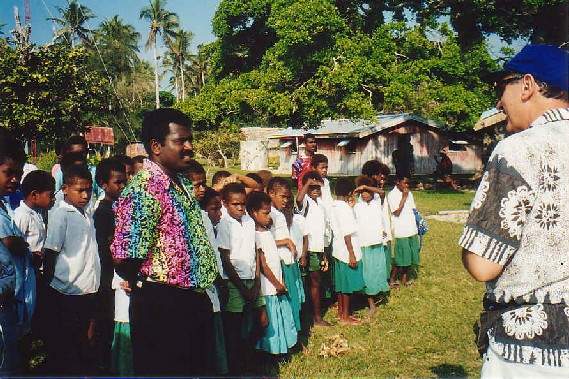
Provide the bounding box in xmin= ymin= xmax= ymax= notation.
xmin=102 ymin=170 xmax=127 ymax=201
xmin=188 ymin=172 xmax=207 ymax=201
xmin=251 ymin=203 xmax=273 ymax=229
xmin=305 ymin=137 xmax=317 ymax=155
xmin=205 ymin=195 xmax=222 ymax=225
xmin=224 ymin=192 xmax=246 ymax=221
xmin=314 ymin=162 xmax=328 ymax=178
xmin=153 ymin=123 xmax=194 ymax=174
xmin=63 ymin=178 xmax=93 ymax=209
xmin=269 ymin=186 xmax=291 ymax=211
xmin=0 ymin=159 xmax=23 ymax=195
xmin=496 ymin=75 xmax=526 ymax=132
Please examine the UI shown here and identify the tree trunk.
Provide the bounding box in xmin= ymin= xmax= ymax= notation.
xmin=449 ymin=0 xmax=484 ymax=51
xmin=217 ymin=141 xmax=229 ymax=168
xmin=180 ymin=58 xmax=186 ymax=101
xmin=153 ymin=43 xmax=160 ymax=109
xmin=174 ymin=75 xmax=179 ymax=101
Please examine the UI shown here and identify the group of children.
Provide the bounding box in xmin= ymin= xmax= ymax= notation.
xmin=0 ymin=133 xmax=423 ymax=376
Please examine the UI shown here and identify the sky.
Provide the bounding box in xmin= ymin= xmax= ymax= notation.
xmin=1 ymin=0 xmax=220 ymax=58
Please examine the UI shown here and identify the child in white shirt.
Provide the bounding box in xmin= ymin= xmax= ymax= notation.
xmin=295 ymin=171 xmax=330 ymax=327
xmin=267 ymin=177 xmax=306 ymax=332
xmin=110 ymin=271 xmax=132 ymax=376
xmin=387 ymin=175 xmax=420 ymax=287
xmin=330 ymin=178 xmax=364 ymax=325
xmin=247 ymin=191 xmax=297 ymax=355
xmin=216 ymin=182 xmax=261 ymax=374
xmin=353 ymin=176 xmax=389 ymax=314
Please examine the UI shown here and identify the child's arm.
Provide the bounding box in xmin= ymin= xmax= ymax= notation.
xmin=219 ymin=248 xmax=255 ymax=301
xmin=232 ymin=174 xmax=259 ymax=192
xmin=43 ymin=248 xmax=58 ymax=284
xmin=1 ymin=236 xmax=28 ymax=256
xmin=299 ymin=235 xmax=309 ymax=267
xmin=259 ymin=249 xmax=287 ymax=294
xmin=344 ymin=235 xmax=357 ymax=268
xmin=392 ymin=188 xmax=409 ymax=217
xmin=275 ymin=238 xmax=297 ymax=258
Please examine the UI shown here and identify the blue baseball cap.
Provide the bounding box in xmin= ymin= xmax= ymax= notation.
xmin=494 ymin=45 xmax=569 ymax=92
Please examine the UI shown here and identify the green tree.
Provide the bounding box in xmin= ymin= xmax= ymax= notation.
xmin=140 ymin=0 xmax=179 ymax=109
xmin=94 ymin=15 xmax=141 ymax=79
xmin=49 ymin=0 xmax=95 ymax=47
xmin=167 ymin=28 xmax=193 ymax=101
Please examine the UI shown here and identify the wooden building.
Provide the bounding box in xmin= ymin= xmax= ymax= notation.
xmin=474 ymin=108 xmax=510 ymax=166
xmin=270 ymin=113 xmax=483 ymax=176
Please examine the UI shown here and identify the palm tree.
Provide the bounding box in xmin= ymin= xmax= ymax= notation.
xmin=167 ymin=28 xmax=193 ymax=101
xmin=140 ymin=0 xmax=179 ymax=109
xmin=49 ymin=0 xmax=95 ymax=47
xmin=186 ymin=50 xmax=210 ymax=96
xmin=95 ymin=15 xmax=141 ymax=79
xmin=163 ymin=51 xmax=181 ymax=100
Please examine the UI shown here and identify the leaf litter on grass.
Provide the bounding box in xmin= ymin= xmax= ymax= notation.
xmin=319 ymin=334 xmax=350 ymax=358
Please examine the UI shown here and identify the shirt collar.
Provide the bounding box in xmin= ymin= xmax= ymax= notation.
xmin=18 ymin=200 xmax=39 ymax=215
xmin=143 ymin=158 xmax=192 ymax=193
xmin=531 ymin=107 xmax=569 ymax=128
xmin=59 ymin=199 xmax=86 ymax=215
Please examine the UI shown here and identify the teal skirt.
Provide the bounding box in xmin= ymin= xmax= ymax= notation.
xmin=256 ymin=295 xmax=298 ymax=355
xmin=111 ymin=322 xmax=133 ymax=376
xmin=210 ymin=312 xmax=228 ymax=375
xmin=385 ymin=242 xmax=392 ymax=274
xmin=361 ymin=245 xmax=389 ymax=295
xmin=281 ymin=261 xmax=305 ymax=331
xmin=333 ymin=258 xmax=364 ymax=294
xmin=394 ymin=235 xmax=420 ymax=267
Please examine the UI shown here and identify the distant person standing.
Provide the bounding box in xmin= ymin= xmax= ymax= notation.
xmin=460 ymin=45 xmax=569 ymax=378
xmin=434 ymin=147 xmax=458 ymax=190
xmin=291 ymin=133 xmax=317 ymax=189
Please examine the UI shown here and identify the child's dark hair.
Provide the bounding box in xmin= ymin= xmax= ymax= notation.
xmin=355 ymin=175 xmax=375 ymax=188
xmin=212 ymin=170 xmax=231 ymax=186
xmin=114 ymin=154 xmax=134 ymax=168
xmin=0 ymin=131 xmax=26 ymax=166
xmin=199 ymin=187 xmax=220 ymax=210
xmin=311 ymin=154 xmax=328 ymax=168
xmin=257 ymin=170 xmax=272 ymax=188
xmin=361 ymin=159 xmax=390 ymax=177
xmin=132 ymin=155 xmax=146 ymax=164
xmin=63 ymin=164 xmax=93 ymax=185
xmin=21 ymin=170 xmax=55 ymax=198
xmin=396 ymin=174 xmax=410 ymax=182
xmin=246 ymin=172 xmax=263 ymax=185
xmin=62 ymin=135 xmax=87 ymax=154
xmin=335 ymin=177 xmax=355 ymax=197
xmin=95 ymin=158 xmax=126 ymax=187
xmin=304 ymin=133 xmax=315 ymax=141
xmin=221 ymin=182 xmax=246 ymax=201
xmin=245 ymin=190 xmax=272 ymax=214
xmin=186 ymin=159 xmax=206 ymax=176
xmin=60 ymin=151 xmax=87 ymax=172
xmin=267 ymin=177 xmax=291 ymax=193
xmin=301 ymin=170 xmax=323 ymax=186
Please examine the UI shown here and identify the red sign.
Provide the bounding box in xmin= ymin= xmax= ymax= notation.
xmin=85 ymin=126 xmax=115 ymax=145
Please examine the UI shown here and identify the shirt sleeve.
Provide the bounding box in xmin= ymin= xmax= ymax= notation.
xmin=272 ymin=211 xmax=289 ymax=240
xmin=44 ymin=210 xmax=67 ymax=252
xmin=216 ymin=219 xmax=231 ymax=250
xmin=12 ymin=210 xmax=30 ymax=238
xmin=459 ymin=147 xmax=533 ymax=265
xmin=338 ymin=203 xmax=357 ymax=237
xmin=110 ymin=189 xmax=160 ymax=260
xmin=408 ymin=192 xmax=417 ymax=209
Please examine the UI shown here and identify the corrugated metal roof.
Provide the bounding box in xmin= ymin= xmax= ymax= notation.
xmin=268 ymin=113 xmax=442 ymax=139
xmin=474 ymin=108 xmax=506 ymax=131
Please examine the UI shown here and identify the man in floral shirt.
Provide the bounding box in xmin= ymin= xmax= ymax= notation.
xmin=111 ymin=108 xmax=218 ymax=376
xmin=460 ymin=45 xmax=569 ymax=378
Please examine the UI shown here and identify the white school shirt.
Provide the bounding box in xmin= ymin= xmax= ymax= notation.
xmin=320 ymin=178 xmax=334 ymax=247
xmin=201 ymin=211 xmax=221 ymax=312
xmin=354 ymin=199 xmax=386 ymax=247
xmin=387 ymin=187 xmax=418 ymax=238
xmin=270 ymin=207 xmax=294 ymax=264
xmin=370 ymin=193 xmax=393 ymax=243
xmin=44 ymin=200 xmax=101 ymax=295
xmin=112 ymin=271 xmax=130 ymax=323
xmin=13 ymin=201 xmax=46 ymax=253
xmin=298 ymin=195 xmax=326 ymax=253
xmin=216 ymin=213 xmax=256 ymax=280
xmin=290 ymin=214 xmax=308 ymax=262
xmin=330 ymin=200 xmax=362 ymax=264
xmin=256 ymin=230 xmax=283 ymax=296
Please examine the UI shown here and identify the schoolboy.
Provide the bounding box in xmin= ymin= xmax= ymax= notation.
xmin=216 ymin=182 xmax=262 ymax=374
xmin=0 ymin=132 xmax=32 ymax=374
xmin=295 ymin=171 xmax=330 ymax=326
xmin=43 ymin=164 xmax=101 ymax=374
xmin=114 ymin=155 xmax=135 ymax=181
xmin=93 ymin=158 xmax=127 ymax=373
xmin=185 ymin=159 xmax=208 ymax=201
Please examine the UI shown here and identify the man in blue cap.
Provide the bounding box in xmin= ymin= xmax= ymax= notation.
xmin=460 ymin=44 xmax=569 ymax=378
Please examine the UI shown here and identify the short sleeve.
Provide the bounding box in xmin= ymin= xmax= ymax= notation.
xmin=216 ymin=219 xmax=231 ymax=250
xmin=272 ymin=211 xmax=289 ymax=240
xmin=13 ymin=210 xmax=30 ymax=237
xmin=338 ymin=203 xmax=357 ymax=237
xmin=408 ymin=192 xmax=417 ymax=209
xmin=44 ymin=210 xmax=67 ymax=252
xmin=110 ymin=189 xmax=160 ymax=260
xmin=459 ymin=150 xmax=534 ymax=265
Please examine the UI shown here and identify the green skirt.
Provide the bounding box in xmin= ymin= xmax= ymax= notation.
xmin=361 ymin=245 xmax=389 ymax=295
xmin=333 ymin=258 xmax=364 ymax=294
xmin=281 ymin=261 xmax=305 ymax=331
xmin=394 ymin=235 xmax=420 ymax=267
xmin=111 ymin=322 xmax=133 ymax=376
xmin=385 ymin=242 xmax=392 ymax=274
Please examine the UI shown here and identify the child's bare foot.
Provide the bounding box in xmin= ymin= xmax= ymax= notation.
xmin=314 ymin=319 xmax=331 ymax=327
xmin=389 ymin=281 xmax=400 ymax=289
xmin=340 ymin=317 xmax=361 ymax=326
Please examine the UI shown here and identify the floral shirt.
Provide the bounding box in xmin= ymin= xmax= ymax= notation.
xmin=111 ymin=159 xmax=218 ymax=289
xmin=459 ymin=108 xmax=569 ymax=367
